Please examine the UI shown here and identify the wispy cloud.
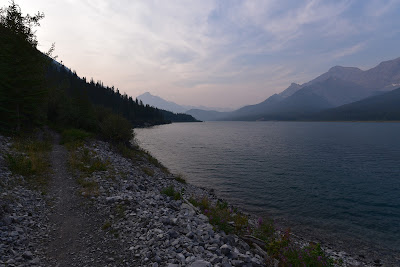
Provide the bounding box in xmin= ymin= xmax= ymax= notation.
xmin=332 ymin=43 xmax=366 ymax=59
xmin=365 ymin=0 xmax=399 ymax=17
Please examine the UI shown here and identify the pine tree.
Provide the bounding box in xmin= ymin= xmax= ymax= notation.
xmin=0 ymin=1 xmax=49 ymax=132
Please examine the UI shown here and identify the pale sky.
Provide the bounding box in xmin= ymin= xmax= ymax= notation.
xmin=4 ymin=0 xmax=400 ymax=108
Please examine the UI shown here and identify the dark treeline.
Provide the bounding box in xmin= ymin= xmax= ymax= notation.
xmin=45 ymin=64 xmax=166 ymax=129
xmin=46 ymin=64 xmax=199 ymax=128
xmin=0 ymin=2 xmax=198 ymax=142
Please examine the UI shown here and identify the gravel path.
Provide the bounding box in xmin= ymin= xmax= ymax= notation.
xmin=45 ymin=134 xmax=124 ymax=267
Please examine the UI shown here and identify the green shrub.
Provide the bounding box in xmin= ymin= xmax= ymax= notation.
xmin=115 ymin=203 xmax=126 ymax=218
xmin=161 ymin=185 xmax=181 ymax=200
xmin=61 ymin=128 xmax=92 ymax=144
xmin=68 ymin=147 xmax=108 ymax=176
xmin=253 ymin=217 xmax=275 ymax=243
xmin=142 ymin=166 xmax=155 ymax=176
xmin=8 ymin=138 xmax=52 ymax=177
xmin=174 ymin=174 xmax=187 ymax=183
xmin=188 ymin=196 xmax=334 ymax=266
xmin=189 ymin=196 xmax=211 ymax=211
xmin=6 ymin=137 xmax=52 ymax=193
xmin=102 ymin=220 xmax=112 ymax=230
xmin=189 ymin=197 xmax=248 ymax=234
xmin=76 ymin=177 xmax=99 ymax=197
xmin=270 ymin=240 xmax=334 ymax=266
xmin=116 ymin=142 xmax=135 ymax=159
xmin=6 ymin=154 xmax=33 ymax=176
xmin=99 ymin=113 xmax=133 ymax=144
xmin=264 ymin=229 xmax=334 ymax=267
xmin=146 ymin=153 xmax=169 ymax=173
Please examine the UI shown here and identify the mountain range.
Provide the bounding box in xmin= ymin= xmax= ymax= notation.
xmin=185 ymin=57 xmax=400 ymax=121
xmin=308 ymin=87 xmax=400 ymax=121
xmin=134 ymin=57 xmax=400 ymax=122
xmin=136 ymin=92 xmax=233 ymax=114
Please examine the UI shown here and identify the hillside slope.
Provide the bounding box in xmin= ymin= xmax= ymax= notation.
xmin=309 ymin=87 xmax=400 ymax=121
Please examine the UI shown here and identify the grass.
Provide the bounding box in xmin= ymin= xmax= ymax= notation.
xmin=115 ymin=203 xmax=126 ymax=218
xmin=266 ymin=232 xmax=334 ymax=267
xmin=116 ymin=142 xmax=136 ymax=159
xmin=6 ymin=137 xmax=52 ymax=193
xmin=102 ymin=220 xmax=112 ymax=230
xmin=142 ymin=166 xmax=155 ymax=177
xmin=67 ymin=144 xmax=108 ymax=197
xmin=6 ymin=153 xmax=33 ymax=176
xmin=115 ymin=142 xmax=170 ymax=174
xmin=189 ymin=197 xmax=248 ymax=234
xmin=76 ymin=177 xmax=99 ymax=197
xmin=253 ymin=217 xmax=275 ymax=243
xmin=61 ymin=128 xmax=93 ymax=145
xmin=188 ymin=196 xmax=335 ymax=267
xmin=174 ymin=173 xmax=187 ymax=184
xmin=68 ymin=147 xmax=108 ymax=175
xmin=161 ymin=185 xmax=182 ymax=200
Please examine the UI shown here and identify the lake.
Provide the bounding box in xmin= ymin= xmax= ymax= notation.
xmin=135 ymin=121 xmax=400 ymax=262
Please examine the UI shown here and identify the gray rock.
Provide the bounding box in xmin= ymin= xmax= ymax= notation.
xmin=6 ymin=259 xmax=16 ymax=264
xmin=221 ymin=257 xmax=233 ymax=267
xmin=30 ymin=258 xmax=40 ymax=265
xmin=22 ymin=250 xmax=33 ymax=260
xmin=189 ymin=259 xmax=212 ymax=267
xmin=176 ymin=253 xmax=185 ymax=262
xmin=168 ymin=230 xmax=179 ymax=239
xmin=229 ymin=251 xmax=238 ymax=260
xmin=210 ymin=256 xmax=221 ymax=264
xmin=231 ymin=260 xmax=244 ymax=267
xmin=220 ymin=244 xmax=232 ymax=255
xmin=198 ymin=214 xmax=209 ymax=222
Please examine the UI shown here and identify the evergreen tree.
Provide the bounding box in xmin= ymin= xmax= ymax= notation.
xmin=0 ymin=1 xmax=49 ymax=132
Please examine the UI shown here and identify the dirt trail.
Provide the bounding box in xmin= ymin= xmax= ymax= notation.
xmin=46 ymin=134 xmax=122 ymax=267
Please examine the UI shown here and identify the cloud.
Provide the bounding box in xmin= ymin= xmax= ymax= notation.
xmin=365 ymin=0 xmax=399 ymax=17
xmin=332 ymin=43 xmax=366 ymax=59
xmin=9 ymin=0 xmax=400 ymax=107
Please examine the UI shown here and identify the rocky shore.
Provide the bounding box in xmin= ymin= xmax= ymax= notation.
xmin=0 ymin=133 xmax=389 ymax=266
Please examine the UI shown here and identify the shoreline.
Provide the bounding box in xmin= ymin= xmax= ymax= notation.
xmin=1 ymin=132 xmax=397 ymax=266
xmin=195 ymin=185 xmax=399 ymax=267
xmin=187 ymin=184 xmax=390 ymax=267
xmin=130 ymin=149 xmax=385 ymax=267
xmin=135 ymin=122 xmax=400 ymax=266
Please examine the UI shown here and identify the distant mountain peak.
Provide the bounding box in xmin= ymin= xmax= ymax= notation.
xmin=373 ymin=57 xmax=400 ymax=70
xmin=221 ymin=56 xmax=400 ymax=121
xmin=137 ymin=92 xmax=232 ymax=113
xmin=328 ymin=65 xmax=362 ymax=73
xmin=279 ymin=82 xmax=302 ymax=98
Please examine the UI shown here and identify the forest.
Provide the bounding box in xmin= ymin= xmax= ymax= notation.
xmin=0 ymin=2 xmax=198 ymax=143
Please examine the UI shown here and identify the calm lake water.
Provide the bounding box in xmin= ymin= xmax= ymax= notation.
xmin=135 ymin=121 xmax=400 ymax=260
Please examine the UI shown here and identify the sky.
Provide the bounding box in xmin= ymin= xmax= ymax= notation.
xmin=4 ymin=0 xmax=400 ymax=109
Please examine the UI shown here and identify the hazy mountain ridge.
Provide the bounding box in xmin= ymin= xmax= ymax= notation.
xmin=137 ymin=92 xmax=233 ymax=113
xmin=141 ymin=57 xmax=400 ymax=122
xmin=219 ymin=57 xmax=400 ymax=121
xmin=308 ymin=87 xmax=400 ymax=121
xmin=185 ymin=109 xmax=228 ymax=121
xmin=297 ymin=57 xmax=400 ymax=90
xmin=279 ymin=83 xmax=302 ymax=98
